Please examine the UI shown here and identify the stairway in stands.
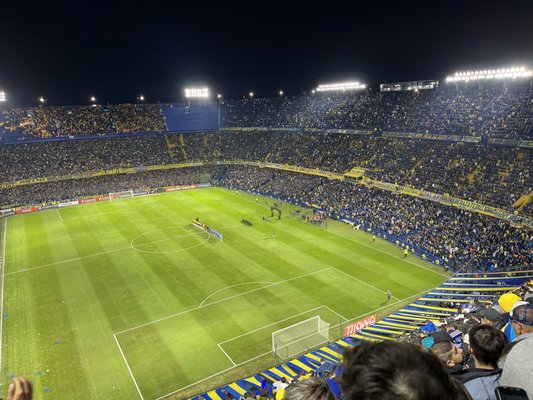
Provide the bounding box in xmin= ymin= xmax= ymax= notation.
xmin=165 ymin=134 xmax=187 ymax=162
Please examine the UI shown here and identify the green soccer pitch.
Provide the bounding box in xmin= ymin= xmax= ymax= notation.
xmin=0 ymin=187 xmax=449 ymax=399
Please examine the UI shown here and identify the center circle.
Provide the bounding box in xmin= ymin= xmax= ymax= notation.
xmin=130 ymin=227 xmax=210 ymax=254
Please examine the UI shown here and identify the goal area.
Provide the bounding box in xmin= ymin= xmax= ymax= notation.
xmin=272 ymin=316 xmax=330 ymax=360
xmin=109 ymin=190 xmax=134 ymax=201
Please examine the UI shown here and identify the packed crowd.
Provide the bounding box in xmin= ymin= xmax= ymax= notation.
xmin=1 ymin=103 xmax=167 ymax=138
xmin=222 ymin=166 xmax=532 ymax=271
xmin=0 ymin=167 xmax=219 ymax=208
xmin=1 ymin=83 xmax=532 ymax=140
xmin=222 ymin=84 xmax=533 ymax=139
xmin=3 ymin=131 xmax=531 ymax=214
xmin=0 ymin=136 xmax=171 ymax=182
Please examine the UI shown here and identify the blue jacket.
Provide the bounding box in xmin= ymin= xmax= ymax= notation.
xmin=460 ymin=368 xmax=502 ymax=400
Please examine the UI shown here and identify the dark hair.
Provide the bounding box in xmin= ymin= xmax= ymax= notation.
xmin=283 ymin=377 xmax=335 ymax=400
xmin=341 ymin=341 xmax=471 ymax=400
xmin=430 ymin=341 xmax=454 ymax=362
xmin=468 ymin=325 xmax=506 ymax=367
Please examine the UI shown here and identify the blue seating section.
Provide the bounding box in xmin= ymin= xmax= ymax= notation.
xmin=190 ymin=270 xmax=533 ymax=399
xmin=161 ymin=102 xmax=219 ymax=132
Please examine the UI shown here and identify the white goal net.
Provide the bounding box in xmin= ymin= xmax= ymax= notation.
xmin=272 ymin=316 xmax=330 ymax=360
xmin=109 ymin=190 xmax=134 ymax=201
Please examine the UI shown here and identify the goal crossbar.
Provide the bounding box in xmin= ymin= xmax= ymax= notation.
xmin=272 ymin=315 xmax=330 ymax=360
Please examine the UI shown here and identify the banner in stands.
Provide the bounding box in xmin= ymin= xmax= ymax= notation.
xmin=488 ymin=138 xmax=533 ymax=149
xmin=324 ymin=129 xmax=373 ymax=135
xmin=382 ymin=131 xmax=480 ymax=143
xmin=262 ymin=162 xmax=343 ymax=180
xmin=78 ymin=197 xmax=107 ymax=204
xmin=40 ymin=204 xmax=59 ymax=210
xmin=0 ymin=209 xmax=14 ymax=217
xmin=164 ymin=184 xmax=210 ymax=192
xmin=343 ymin=314 xmax=377 ymax=336
xmin=15 ymin=207 xmax=40 ymax=215
xmin=58 ymin=200 xmax=79 ymax=207
xmin=367 ymin=180 xmax=533 ymax=228
xmin=0 ymin=177 xmax=49 ymax=189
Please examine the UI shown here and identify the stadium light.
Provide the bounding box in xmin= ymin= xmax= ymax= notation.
xmin=184 ymin=88 xmax=209 ymax=98
xmin=446 ymin=66 xmax=532 ymax=82
xmin=90 ymin=96 xmax=96 ymax=103
xmin=279 ymin=90 xmax=284 ymax=97
xmin=39 ymin=96 xmax=46 ymax=104
xmin=0 ymin=91 xmax=6 ymax=102
xmin=249 ymin=92 xmax=254 ymax=98
xmin=217 ymin=93 xmax=222 ymax=99
xmin=138 ymin=95 xmax=145 ymax=102
xmin=315 ymin=81 xmax=367 ymax=92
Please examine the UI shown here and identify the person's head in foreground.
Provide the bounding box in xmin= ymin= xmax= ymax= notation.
xmin=341 ymin=341 xmax=472 ymax=400
xmin=283 ymin=377 xmax=335 ymax=400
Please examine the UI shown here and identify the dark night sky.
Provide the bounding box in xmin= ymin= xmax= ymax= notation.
xmin=1 ymin=0 xmax=532 ymax=106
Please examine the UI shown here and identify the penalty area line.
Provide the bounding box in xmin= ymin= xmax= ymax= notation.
xmin=113 ymin=333 xmax=145 ymax=400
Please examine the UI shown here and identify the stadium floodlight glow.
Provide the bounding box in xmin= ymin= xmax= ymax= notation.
xmin=249 ymin=92 xmax=254 ymax=98
xmin=446 ymin=66 xmax=533 ymax=82
xmin=39 ymin=96 xmax=45 ymax=104
xmin=0 ymin=91 xmax=6 ymax=102
xmin=138 ymin=94 xmax=145 ymax=102
xmin=315 ymin=81 xmax=367 ymax=92
xmin=90 ymin=96 xmax=96 ymax=103
xmin=279 ymin=90 xmax=284 ymax=96
xmin=184 ymin=87 xmax=209 ymax=98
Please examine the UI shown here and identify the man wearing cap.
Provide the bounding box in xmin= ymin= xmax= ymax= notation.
xmin=477 ymin=308 xmax=506 ymax=331
xmin=497 ymin=292 xmax=522 ymax=342
xmin=499 ymin=304 xmax=533 ymax=399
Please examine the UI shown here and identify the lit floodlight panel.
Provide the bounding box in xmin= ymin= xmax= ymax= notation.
xmin=316 ymin=81 xmax=367 ymax=92
xmin=446 ymin=66 xmax=532 ymax=82
xmin=0 ymin=91 xmax=5 ymax=102
xmin=184 ymin=88 xmax=209 ymax=98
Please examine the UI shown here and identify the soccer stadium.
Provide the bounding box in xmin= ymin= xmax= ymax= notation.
xmin=1 ymin=69 xmax=533 ymax=400
xmin=2 ymin=2 xmax=533 ymax=398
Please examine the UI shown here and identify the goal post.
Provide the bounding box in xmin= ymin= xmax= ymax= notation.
xmin=272 ymin=316 xmax=330 ymax=360
xmin=109 ymin=190 xmax=134 ymax=201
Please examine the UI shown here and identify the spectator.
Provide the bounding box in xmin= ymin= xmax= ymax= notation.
xmin=7 ymin=377 xmax=32 ymax=400
xmin=459 ymin=325 xmax=506 ymax=400
xmin=341 ymin=341 xmax=472 ymax=400
xmin=283 ymin=377 xmax=335 ymax=400
xmin=499 ymin=304 xmax=533 ymax=398
xmin=431 ymin=340 xmax=466 ymax=376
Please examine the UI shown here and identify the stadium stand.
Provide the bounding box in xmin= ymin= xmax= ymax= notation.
xmin=1 ymin=82 xmax=533 ymax=399
xmin=190 ymin=271 xmax=533 ymax=400
xmin=161 ymin=102 xmax=220 ymax=132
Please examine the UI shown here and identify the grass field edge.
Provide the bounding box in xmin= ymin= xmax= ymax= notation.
xmin=0 ymin=218 xmax=6 ymax=384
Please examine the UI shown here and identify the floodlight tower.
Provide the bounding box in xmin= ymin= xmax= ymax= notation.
xmin=0 ymin=91 xmax=6 ymax=103
xmin=217 ymin=93 xmax=223 ymax=127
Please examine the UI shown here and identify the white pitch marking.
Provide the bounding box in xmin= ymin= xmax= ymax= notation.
xmin=0 ymin=219 xmax=7 ymax=380
xmin=218 ymin=305 xmax=328 ymax=345
xmin=113 ymin=334 xmax=145 ymax=399
xmin=114 ymin=267 xmax=333 ymax=336
xmin=217 ymin=343 xmax=237 ymax=366
xmin=56 ymin=209 xmax=63 ymax=222
xmin=153 ymin=289 xmax=432 ymax=400
xmin=199 ymin=281 xmax=277 ymax=308
xmin=232 ymin=188 xmax=450 ymax=278
xmin=331 ymin=267 xmax=401 ymax=301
